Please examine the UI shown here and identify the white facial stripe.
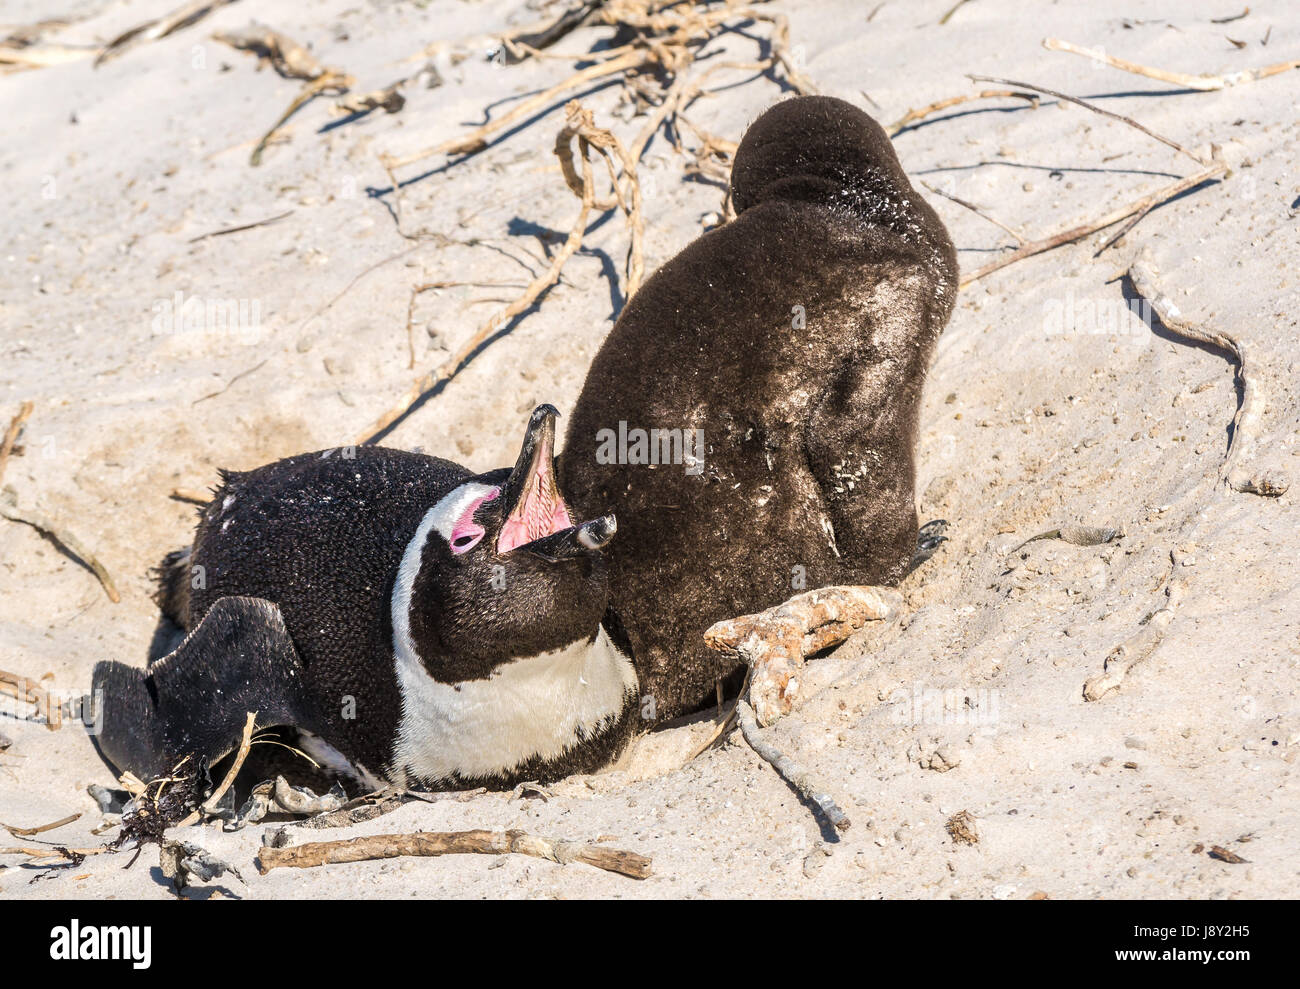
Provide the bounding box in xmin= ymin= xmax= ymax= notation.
xmin=392 ymin=628 xmax=638 ymax=785
xmin=427 ymin=482 xmax=500 ymax=543
xmin=391 ymin=482 xmax=498 ymax=683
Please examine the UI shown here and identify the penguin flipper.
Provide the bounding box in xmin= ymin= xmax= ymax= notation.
xmin=92 ymin=596 xmax=316 ymax=781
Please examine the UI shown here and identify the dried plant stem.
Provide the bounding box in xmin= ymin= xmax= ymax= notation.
xmin=386 ymin=1 xmax=816 ymax=171
xmin=1043 ymin=37 xmax=1300 ymax=91
xmin=382 ymin=48 xmax=652 ymax=169
xmin=252 ymin=70 xmax=354 ymax=166
xmin=187 ymin=210 xmax=294 ymax=244
xmin=554 ymin=101 xmax=644 ymax=294
xmin=0 ymin=490 xmax=121 ymax=603
xmin=887 ymin=89 xmax=1039 ymax=136
xmin=0 ymin=400 xmax=33 ymax=485
xmin=95 ymin=0 xmax=236 ymax=67
xmin=737 ymin=700 xmax=851 ymax=831
xmin=959 ymin=160 xmax=1226 ymax=287
xmin=1084 ymin=552 xmax=1188 ymax=701
xmin=175 ymin=712 xmax=257 ymax=827
xmin=968 ymin=74 xmax=1208 ymax=165
xmin=258 ymin=829 xmax=652 ymax=879
xmin=2 ymin=812 xmax=80 ymax=837
xmin=1128 ymin=250 xmax=1288 ymax=497
xmin=0 ymin=668 xmax=61 ymax=730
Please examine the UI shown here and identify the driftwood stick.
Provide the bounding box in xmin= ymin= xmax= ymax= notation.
xmin=0 ymin=844 xmax=107 ymax=860
xmin=960 ymin=160 xmax=1226 ymax=287
xmin=1043 ymin=37 xmax=1300 ymax=91
xmin=968 ymin=74 xmax=1208 ymax=165
xmin=1128 ymin=250 xmax=1287 ymax=496
xmin=706 ymin=586 xmax=902 ymax=726
xmin=258 ymin=829 xmax=652 ymax=879
xmin=0 ymin=490 xmax=120 ymax=603
xmin=737 ymin=700 xmax=851 ymax=831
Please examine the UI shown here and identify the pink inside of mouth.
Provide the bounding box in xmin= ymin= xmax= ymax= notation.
xmin=496 ymin=459 xmax=573 ymax=553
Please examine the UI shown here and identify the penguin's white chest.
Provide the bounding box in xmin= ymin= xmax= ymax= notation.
xmin=391 ymin=627 xmax=637 ymax=784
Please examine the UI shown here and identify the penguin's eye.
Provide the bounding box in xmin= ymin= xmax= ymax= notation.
xmin=439 ymin=485 xmax=498 ymax=555
xmin=451 ymin=531 xmax=483 ymax=553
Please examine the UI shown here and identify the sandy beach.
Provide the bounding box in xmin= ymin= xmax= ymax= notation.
xmin=1 ymin=0 xmax=1297 ymax=899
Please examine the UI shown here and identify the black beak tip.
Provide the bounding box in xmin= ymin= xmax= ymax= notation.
xmin=578 ymin=514 xmax=617 ymax=550
xmin=530 ymin=403 xmax=561 ymax=427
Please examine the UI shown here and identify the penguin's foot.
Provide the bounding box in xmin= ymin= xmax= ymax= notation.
xmin=704 ymin=586 xmax=903 ymax=726
xmin=907 ymin=519 xmax=949 ymax=574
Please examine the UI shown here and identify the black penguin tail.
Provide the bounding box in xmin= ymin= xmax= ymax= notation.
xmin=150 ymin=547 xmax=192 ymax=630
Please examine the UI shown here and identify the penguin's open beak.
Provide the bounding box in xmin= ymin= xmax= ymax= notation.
xmin=498 ymin=405 xmax=615 ymax=556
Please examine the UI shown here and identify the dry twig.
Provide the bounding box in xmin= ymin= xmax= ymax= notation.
xmin=0 ymin=489 xmax=120 ymax=602
xmin=175 ymin=712 xmax=257 ymax=827
xmin=737 ymin=700 xmax=851 ymax=831
xmin=1128 ymin=250 xmax=1288 ymax=496
xmin=1043 ymin=37 xmax=1299 ymax=91
xmin=95 ymin=0 xmax=237 ymax=67
xmin=2 ymin=812 xmax=80 ymax=837
xmin=968 ymin=74 xmax=1209 ymax=165
xmin=887 ymin=89 xmax=1039 ymax=136
xmin=187 ymin=210 xmax=294 ymax=243
xmin=0 ymin=401 xmax=33 ymax=486
xmin=258 ymin=828 xmax=652 ymax=878
xmin=960 ymin=160 xmax=1226 ymax=287
xmin=251 ymin=69 xmax=354 ymax=166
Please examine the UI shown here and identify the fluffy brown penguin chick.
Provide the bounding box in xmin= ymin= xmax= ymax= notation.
xmin=560 ymin=95 xmax=957 ymax=726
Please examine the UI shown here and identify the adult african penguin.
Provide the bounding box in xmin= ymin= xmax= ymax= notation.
xmin=92 ymin=406 xmax=638 ymax=789
xmin=560 ymin=95 xmax=958 ymax=722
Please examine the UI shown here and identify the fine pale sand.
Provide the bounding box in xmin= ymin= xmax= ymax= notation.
xmin=1 ymin=0 xmax=1297 ymax=899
